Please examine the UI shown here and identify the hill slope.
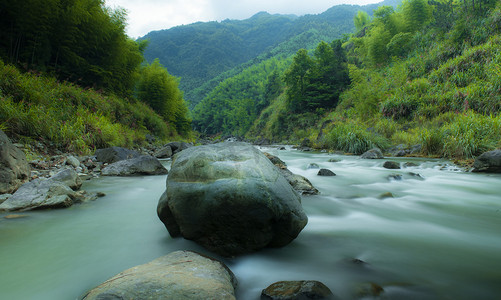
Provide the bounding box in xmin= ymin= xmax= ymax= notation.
xmin=140 ymin=0 xmax=400 ymax=107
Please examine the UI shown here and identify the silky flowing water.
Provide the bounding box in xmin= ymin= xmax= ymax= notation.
xmin=1 ymin=146 xmax=500 ymax=300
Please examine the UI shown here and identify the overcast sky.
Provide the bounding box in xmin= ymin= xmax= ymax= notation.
xmin=105 ymin=0 xmax=381 ymax=38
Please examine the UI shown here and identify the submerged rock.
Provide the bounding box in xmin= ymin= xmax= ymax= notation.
xmin=361 ymin=148 xmax=384 ymax=159
xmin=264 ymin=153 xmax=319 ymax=195
xmin=472 ymin=150 xmax=501 ymax=173
xmin=279 ymin=169 xmax=320 ymax=195
xmin=101 ymin=155 xmax=168 ymax=176
xmin=261 ymin=280 xmax=337 ymax=300
xmin=318 ymin=169 xmax=336 ymax=176
xmin=80 ymin=251 xmax=237 ymax=300
xmin=0 ymin=130 xmax=30 ymax=194
xmin=383 ymin=161 xmax=400 ymax=169
xmin=307 ymin=163 xmax=320 ymax=169
xmin=157 ymin=142 xmax=308 ymax=256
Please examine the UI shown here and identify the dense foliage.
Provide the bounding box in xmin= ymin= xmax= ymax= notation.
xmin=0 ymin=0 xmax=193 ymax=153
xmin=136 ymin=59 xmax=191 ymax=135
xmin=0 ymin=0 xmax=146 ymax=97
xmin=0 ymin=61 xmax=178 ymax=153
xmin=247 ymin=0 xmax=501 ymax=159
xmin=141 ymin=1 xmax=400 ymax=107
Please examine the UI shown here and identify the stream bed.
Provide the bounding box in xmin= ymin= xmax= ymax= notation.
xmin=1 ymin=146 xmax=500 ymax=299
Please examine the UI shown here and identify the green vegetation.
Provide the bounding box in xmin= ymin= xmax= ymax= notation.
xmin=137 ymin=59 xmax=192 ymax=136
xmin=0 ymin=0 xmax=193 ymax=153
xmin=0 ymin=60 xmax=178 ymax=153
xmin=141 ymin=1 xmax=400 ymax=107
xmin=245 ymin=0 xmax=501 ymax=160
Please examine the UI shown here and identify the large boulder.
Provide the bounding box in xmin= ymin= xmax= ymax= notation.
xmin=158 ymin=142 xmax=308 ymax=256
xmin=95 ymin=147 xmax=140 ymax=164
xmin=101 ymin=155 xmax=168 ymax=176
xmin=0 ymin=130 xmax=30 ymax=194
xmin=472 ymin=150 xmax=501 ymax=173
xmin=261 ymin=280 xmax=337 ymax=300
xmin=80 ymin=251 xmax=237 ymax=300
xmin=0 ymin=169 xmax=81 ymax=211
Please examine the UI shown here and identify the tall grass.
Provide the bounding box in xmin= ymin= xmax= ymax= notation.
xmin=0 ymin=61 xmax=177 ymax=154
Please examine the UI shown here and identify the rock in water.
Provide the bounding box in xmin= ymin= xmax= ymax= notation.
xmin=318 ymin=169 xmax=336 ymax=176
xmin=0 ymin=130 xmax=30 ymax=194
xmin=261 ymin=280 xmax=337 ymax=300
xmin=361 ymin=148 xmax=384 ymax=159
xmin=383 ymin=161 xmax=400 ymax=169
xmin=157 ymin=142 xmax=308 ymax=256
xmin=101 ymin=155 xmax=168 ymax=176
xmin=80 ymin=251 xmax=237 ymax=300
xmin=472 ymin=150 xmax=501 ymax=173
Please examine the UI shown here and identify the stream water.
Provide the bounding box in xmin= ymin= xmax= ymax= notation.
xmin=1 ymin=146 xmax=500 ymax=300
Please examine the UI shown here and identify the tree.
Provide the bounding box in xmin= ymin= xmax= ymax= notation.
xmin=283 ymin=49 xmax=313 ymax=112
xmin=136 ymin=59 xmax=191 ymax=135
xmin=401 ymin=0 xmax=433 ymax=32
xmin=354 ymin=11 xmax=371 ymax=32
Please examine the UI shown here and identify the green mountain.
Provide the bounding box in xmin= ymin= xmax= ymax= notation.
xmin=141 ymin=0 xmax=400 ymax=107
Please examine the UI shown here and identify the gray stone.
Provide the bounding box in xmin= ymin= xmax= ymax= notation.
xmin=157 ymin=142 xmax=308 ymax=256
xmin=95 ymin=147 xmax=140 ymax=164
xmin=0 ymin=130 xmax=30 ymax=194
xmin=383 ymin=161 xmax=400 ymax=169
xmin=279 ymin=168 xmax=320 ymax=195
xmin=472 ymin=150 xmax=501 ymax=173
xmin=318 ymin=169 xmax=336 ymax=176
xmin=0 ymin=169 xmax=84 ymax=211
xmin=0 ymin=178 xmax=75 ymax=211
xmin=264 ymin=153 xmax=319 ymax=195
xmin=66 ymin=155 xmax=81 ymax=168
xmin=101 ymin=155 xmax=168 ymax=176
xmin=80 ymin=251 xmax=237 ymax=300
xmin=261 ymin=280 xmax=337 ymax=300
xmin=166 ymin=141 xmax=192 ymax=154
xmin=153 ymin=145 xmax=173 ymax=159
xmin=361 ymin=148 xmax=384 ymax=159
xmin=50 ymin=168 xmax=82 ymax=190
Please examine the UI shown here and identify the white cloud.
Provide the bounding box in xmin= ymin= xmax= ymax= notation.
xmin=105 ymin=0 xmax=381 ymax=38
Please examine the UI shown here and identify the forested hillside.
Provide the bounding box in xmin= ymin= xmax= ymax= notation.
xmin=141 ymin=0 xmax=400 ymax=107
xmin=247 ymin=0 xmax=501 ymax=159
xmin=0 ymin=0 xmax=192 ymax=153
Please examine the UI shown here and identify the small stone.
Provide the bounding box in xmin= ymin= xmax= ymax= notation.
xmin=328 ymin=158 xmax=341 ymax=163
xmin=261 ymin=280 xmax=337 ymax=300
xmin=317 ymin=169 xmax=336 ymax=176
xmin=307 ymin=163 xmax=320 ymax=169
xmin=66 ymin=155 xmax=80 ymax=168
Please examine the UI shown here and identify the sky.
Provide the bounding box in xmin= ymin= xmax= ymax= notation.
xmin=105 ymin=0 xmax=382 ymax=38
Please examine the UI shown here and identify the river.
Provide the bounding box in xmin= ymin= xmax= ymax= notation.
xmin=1 ymin=146 xmax=500 ymax=299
